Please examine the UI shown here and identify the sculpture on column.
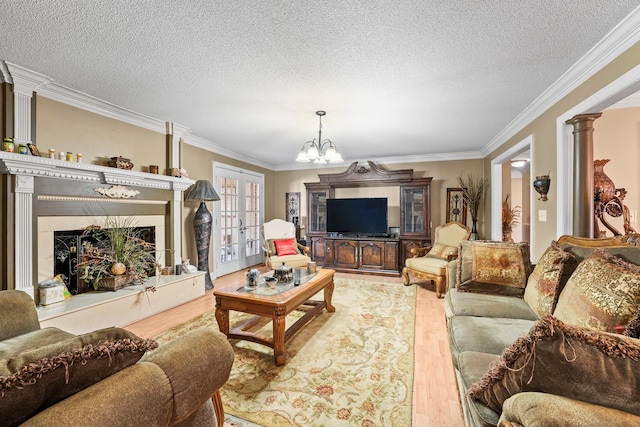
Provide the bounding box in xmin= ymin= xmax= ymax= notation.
xmin=594 ymin=159 xmax=636 ymax=237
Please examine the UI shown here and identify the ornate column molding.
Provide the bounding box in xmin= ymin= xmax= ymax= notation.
xmin=565 ymin=113 xmax=602 ymax=237
xmin=5 ymin=62 xmax=53 ymax=145
xmin=13 ymin=174 xmax=35 ymax=296
xmin=169 ymin=122 xmax=191 ymax=170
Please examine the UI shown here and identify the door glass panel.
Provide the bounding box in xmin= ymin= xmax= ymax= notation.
xmin=220 ymin=177 xmax=239 ymax=263
xmin=245 ymin=181 xmax=260 ymax=257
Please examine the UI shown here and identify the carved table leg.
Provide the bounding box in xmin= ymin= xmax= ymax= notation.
xmin=273 ymin=310 xmax=286 ymax=366
xmin=215 ymin=307 xmax=229 ymax=336
xmin=324 ymin=280 xmax=336 ymax=312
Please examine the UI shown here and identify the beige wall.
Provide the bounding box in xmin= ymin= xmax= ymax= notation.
xmin=274 ymin=159 xmax=484 ymax=239
xmin=179 ymin=143 xmax=275 ymax=273
xmin=35 ymin=96 xmax=166 ymax=170
xmin=25 ymin=40 xmax=640 ymax=267
xmin=485 ymin=42 xmax=640 ymax=260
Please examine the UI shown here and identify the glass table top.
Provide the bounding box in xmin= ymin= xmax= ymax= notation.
xmin=239 ymin=268 xmax=318 ymax=296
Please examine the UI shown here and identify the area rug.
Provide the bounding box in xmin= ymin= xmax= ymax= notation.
xmin=154 ymin=278 xmax=416 ymax=426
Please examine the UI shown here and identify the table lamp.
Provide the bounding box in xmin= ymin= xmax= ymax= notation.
xmin=184 ymin=180 xmax=220 ymax=290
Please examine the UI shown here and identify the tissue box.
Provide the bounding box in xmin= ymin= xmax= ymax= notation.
xmin=39 ymin=284 xmax=66 ymax=305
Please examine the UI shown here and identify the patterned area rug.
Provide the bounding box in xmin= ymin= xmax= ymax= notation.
xmin=154 ymin=278 xmax=416 ymax=426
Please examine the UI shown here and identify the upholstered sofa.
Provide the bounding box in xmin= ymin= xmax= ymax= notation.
xmin=444 ymin=235 xmax=640 ymax=427
xmin=0 ymin=290 xmax=234 ymax=427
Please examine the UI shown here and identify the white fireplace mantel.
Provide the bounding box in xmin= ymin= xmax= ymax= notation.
xmin=0 ymin=151 xmax=195 ymax=297
xmin=0 ymin=151 xmax=194 ymax=191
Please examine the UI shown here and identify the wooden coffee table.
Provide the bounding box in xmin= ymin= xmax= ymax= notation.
xmin=213 ymin=268 xmax=335 ymax=366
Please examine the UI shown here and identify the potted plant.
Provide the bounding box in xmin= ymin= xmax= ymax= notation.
xmin=501 ymin=194 xmax=521 ymax=242
xmin=77 ymin=216 xmax=158 ymax=291
xmin=457 ymin=173 xmax=489 ymax=240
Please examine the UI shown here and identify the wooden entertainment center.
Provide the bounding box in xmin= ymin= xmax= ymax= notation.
xmin=305 ymin=161 xmax=432 ymax=276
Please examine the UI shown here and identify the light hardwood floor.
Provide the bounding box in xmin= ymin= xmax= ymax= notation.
xmin=126 ymin=268 xmax=464 ymax=426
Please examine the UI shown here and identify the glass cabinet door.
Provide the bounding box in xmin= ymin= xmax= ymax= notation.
xmin=401 ymin=186 xmax=426 ymax=235
xmin=308 ymin=190 xmax=328 ymax=233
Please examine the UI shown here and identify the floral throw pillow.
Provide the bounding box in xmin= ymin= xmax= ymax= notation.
xmin=457 ymin=240 xmax=532 ymax=296
xmin=554 ymin=249 xmax=640 ymax=333
xmin=426 ymin=243 xmax=458 ymax=260
xmin=523 ymin=241 xmax=578 ymax=317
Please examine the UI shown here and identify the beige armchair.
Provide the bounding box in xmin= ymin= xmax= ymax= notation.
xmin=402 ymin=221 xmax=471 ymax=297
xmin=263 ymin=218 xmax=311 ymax=269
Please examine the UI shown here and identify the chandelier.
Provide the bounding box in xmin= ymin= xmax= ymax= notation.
xmin=295 ymin=110 xmax=343 ymax=163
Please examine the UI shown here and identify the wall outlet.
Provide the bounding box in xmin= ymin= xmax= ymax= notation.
xmin=538 ymin=210 xmax=547 ymax=222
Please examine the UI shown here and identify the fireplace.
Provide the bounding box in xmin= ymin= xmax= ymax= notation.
xmin=53 ymin=225 xmax=156 ymax=294
xmin=39 ymin=215 xmax=166 ymax=295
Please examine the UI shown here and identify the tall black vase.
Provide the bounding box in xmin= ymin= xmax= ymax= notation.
xmin=470 ymin=219 xmax=479 ymax=240
xmin=193 ymin=201 xmax=213 ymax=290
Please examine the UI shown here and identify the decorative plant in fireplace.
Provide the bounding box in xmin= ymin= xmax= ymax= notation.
xmin=77 ymin=217 xmax=158 ymax=291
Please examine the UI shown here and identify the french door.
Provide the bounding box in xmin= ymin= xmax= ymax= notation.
xmin=213 ymin=163 xmax=264 ymax=277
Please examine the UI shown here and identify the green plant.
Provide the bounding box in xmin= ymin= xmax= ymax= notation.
xmin=77 ymin=217 xmax=158 ymax=290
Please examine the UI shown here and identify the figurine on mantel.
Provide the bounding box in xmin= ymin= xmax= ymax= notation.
xmin=182 ymin=259 xmax=198 ymax=274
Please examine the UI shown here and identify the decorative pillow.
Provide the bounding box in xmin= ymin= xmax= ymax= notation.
xmin=467 ymin=315 xmax=640 ymax=417
xmin=553 ymin=249 xmax=640 ymax=333
xmin=0 ymin=327 xmax=158 ymax=426
xmin=274 ymin=238 xmax=298 ymax=256
xmin=624 ymin=307 xmax=640 ymax=338
xmin=523 ymin=241 xmax=578 ymax=317
xmin=426 ymin=243 xmax=458 ymax=260
xmin=457 ymin=240 xmax=532 ymax=296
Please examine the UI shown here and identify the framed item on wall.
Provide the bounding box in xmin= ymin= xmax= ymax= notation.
xmin=446 ymin=188 xmax=467 ymax=224
xmin=285 ymin=192 xmax=300 ymax=225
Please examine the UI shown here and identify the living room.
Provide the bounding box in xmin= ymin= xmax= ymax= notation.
xmin=1 ymin=3 xmax=640 ymax=426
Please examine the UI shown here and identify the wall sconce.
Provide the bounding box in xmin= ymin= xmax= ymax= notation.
xmin=533 ymin=175 xmax=551 ymax=201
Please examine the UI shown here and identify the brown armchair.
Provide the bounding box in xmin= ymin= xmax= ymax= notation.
xmin=402 ymin=221 xmax=471 ymax=297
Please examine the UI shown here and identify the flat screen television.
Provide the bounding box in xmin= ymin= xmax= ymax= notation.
xmin=326 ymin=197 xmax=388 ymax=236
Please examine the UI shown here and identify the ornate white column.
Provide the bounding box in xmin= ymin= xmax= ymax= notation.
xmin=4 ymin=63 xmax=52 ymax=297
xmin=168 ymin=122 xmax=191 ymax=268
xmin=5 ymin=63 xmax=53 ymax=146
xmin=13 ymin=175 xmax=35 ymax=296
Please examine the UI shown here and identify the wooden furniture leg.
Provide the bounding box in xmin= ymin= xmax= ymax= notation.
xmin=215 ymin=307 xmax=230 ymax=336
xmin=211 ymin=390 xmax=224 ymax=427
xmin=273 ymin=309 xmax=286 ymax=366
xmin=324 ymin=280 xmax=336 ymax=312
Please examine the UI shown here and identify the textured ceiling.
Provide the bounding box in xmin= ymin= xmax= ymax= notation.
xmin=1 ymin=1 xmax=638 ymax=170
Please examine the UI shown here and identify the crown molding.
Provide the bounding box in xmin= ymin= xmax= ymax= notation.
xmin=181 ymin=133 xmax=274 ymax=170
xmin=481 ymin=6 xmax=640 ymax=156
xmin=4 ymin=62 xmax=53 ymax=94
xmin=36 ymin=81 xmax=166 ymax=134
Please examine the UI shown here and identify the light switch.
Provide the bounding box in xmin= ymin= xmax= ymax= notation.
xmin=631 ymin=211 xmax=637 ymax=223
xmin=538 ymin=210 xmax=547 ymax=222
